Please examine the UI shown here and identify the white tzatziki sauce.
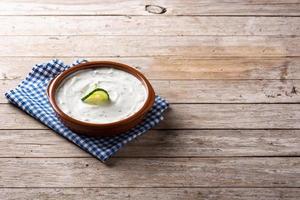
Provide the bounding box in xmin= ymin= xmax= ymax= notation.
xmin=55 ymin=68 xmax=147 ymax=123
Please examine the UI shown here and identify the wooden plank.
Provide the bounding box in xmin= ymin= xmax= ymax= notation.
xmin=0 ymin=0 xmax=299 ymax=16
xmin=0 ymin=36 xmax=299 ymax=57
xmin=1 ymin=188 xmax=300 ymax=200
xmin=2 ymin=79 xmax=300 ymax=104
xmin=157 ymin=104 xmax=300 ymax=129
xmin=1 ymin=104 xmax=300 ymax=129
xmin=1 ymin=16 xmax=299 ymax=36
xmin=0 ymin=129 xmax=300 ymax=158
xmin=0 ymin=157 xmax=299 ymax=187
xmin=1 ymin=57 xmax=300 ymax=80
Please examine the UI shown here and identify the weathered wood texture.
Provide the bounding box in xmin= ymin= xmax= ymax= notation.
xmin=1 ymin=104 xmax=300 ymax=129
xmin=1 ymin=57 xmax=299 ymax=80
xmin=1 ymin=16 xmax=299 ymax=36
xmin=0 ymin=36 xmax=299 ymax=57
xmin=1 ymin=188 xmax=300 ymax=200
xmin=0 ymin=129 xmax=299 ymax=158
xmin=1 ymin=0 xmax=300 ymax=198
xmin=0 ymin=0 xmax=299 ymax=16
xmin=0 ymin=157 xmax=299 ymax=187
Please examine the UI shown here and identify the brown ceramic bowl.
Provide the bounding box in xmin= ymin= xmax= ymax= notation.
xmin=47 ymin=61 xmax=155 ymax=137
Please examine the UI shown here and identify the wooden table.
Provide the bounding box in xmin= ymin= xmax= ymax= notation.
xmin=0 ymin=1 xmax=300 ymax=199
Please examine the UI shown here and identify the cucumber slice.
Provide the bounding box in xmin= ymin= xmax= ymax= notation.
xmin=81 ymin=88 xmax=110 ymax=105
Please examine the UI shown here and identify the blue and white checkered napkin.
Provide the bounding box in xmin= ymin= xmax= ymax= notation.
xmin=5 ymin=59 xmax=168 ymax=161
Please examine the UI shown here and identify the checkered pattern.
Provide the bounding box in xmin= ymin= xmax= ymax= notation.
xmin=5 ymin=59 xmax=169 ymax=161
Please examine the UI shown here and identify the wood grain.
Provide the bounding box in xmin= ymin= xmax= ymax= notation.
xmin=1 ymin=16 xmax=299 ymax=36
xmin=0 ymin=157 xmax=299 ymax=187
xmin=1 ymin=104 xmax=300 ymax=129
xmin=2 ymin=79 xmax=300 ymax=104
xmin=0 ymin=0 xmax=299 ymax=16
xmin=0 ymin=129 xmax=300 ymax=158
xmin=1 ymin=57 xmax=299 ymax=80
xmin=0 ymin=36 xmax=299 ymax=57
xmin=0 ymin=0 xmax=299 ymax=198
xmin=1 ymin=188 xmax=300 ymax=200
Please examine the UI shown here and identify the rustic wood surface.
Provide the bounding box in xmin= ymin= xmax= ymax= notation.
xmin=0 ymin=0 xmax=300 ymax=199
xmin=1 ymin=57 xmax=300 ymax=80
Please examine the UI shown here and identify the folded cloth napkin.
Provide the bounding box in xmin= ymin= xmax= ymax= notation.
xmin=5 ymin=59 xmax=169 ymax=161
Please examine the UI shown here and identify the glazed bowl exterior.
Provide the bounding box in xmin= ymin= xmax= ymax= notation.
xmin=47 ymin=61 xmax=155 ymax=137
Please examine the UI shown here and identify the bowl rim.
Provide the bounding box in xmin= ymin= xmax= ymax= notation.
xmin=47 ymin=61 xmax=155 ymax=127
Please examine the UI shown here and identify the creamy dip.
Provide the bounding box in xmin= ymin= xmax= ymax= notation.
xmin=55 ymin=68 xmax=147 ymax=123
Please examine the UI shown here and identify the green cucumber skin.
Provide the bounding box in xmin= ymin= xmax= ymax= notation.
xmin=81 ymin=88 xmax=110 ymax=102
